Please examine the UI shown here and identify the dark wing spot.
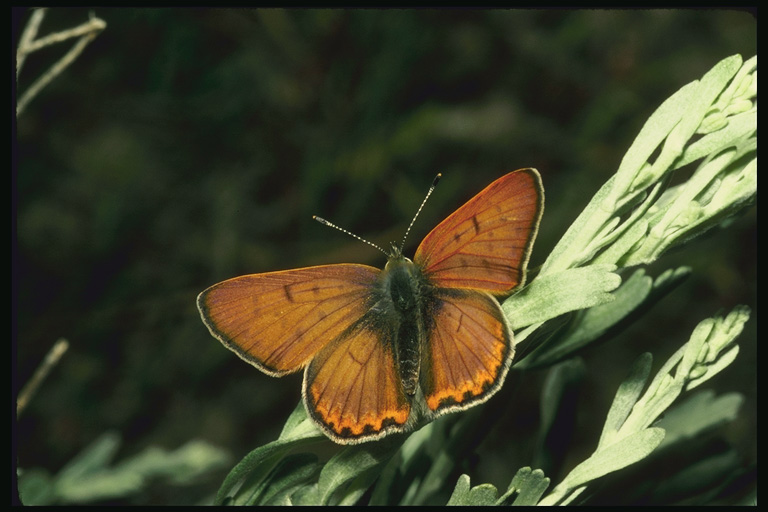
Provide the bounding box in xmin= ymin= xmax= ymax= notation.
xmin=283 ymin=284 xmax=294 ymax=302
xmin=471 ymin=215 xmax=480 ymax=235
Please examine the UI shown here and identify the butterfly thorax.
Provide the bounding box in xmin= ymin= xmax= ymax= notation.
xmin=380 ymin=251 xmax=428 ymax=396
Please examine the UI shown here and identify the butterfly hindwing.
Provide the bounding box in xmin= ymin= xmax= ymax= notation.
xmin=303 ymin=314 xmax=411 ymax=443
xmin=197 ymin=264 xmax=380 ymax=376
xmin=414 ymin=168 xmax=543 ymax=294
xmin=420 ymin=288 xmax=513 ymax=415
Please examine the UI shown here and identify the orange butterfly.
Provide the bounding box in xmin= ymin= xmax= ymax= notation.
xmin=197 ymin=169 xmax=544 ymax=444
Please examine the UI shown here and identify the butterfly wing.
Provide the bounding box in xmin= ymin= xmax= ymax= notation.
xmin=415 ymin=169 xmax=543 ymax=415
xmin=420 ymin=288 xmax=512 ymax=415
xmin=303 ymin=313 xmax=411 ymax=444
xmin=197 ymin=264 xmax=379 ymax=376
xmin=414 ymin=168 xmax=543 ymax=294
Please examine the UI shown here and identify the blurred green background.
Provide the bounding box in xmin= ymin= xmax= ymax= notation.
xmin=15 ymin=8 xmax=755 ymax=504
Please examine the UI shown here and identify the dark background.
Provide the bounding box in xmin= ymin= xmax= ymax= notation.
xmin=15 ymin=8 xmax=755 ymax=504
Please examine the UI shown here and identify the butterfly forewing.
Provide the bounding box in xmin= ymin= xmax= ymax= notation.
xmin=420 ymin=289 xmax=512 ymax=414
xmin=197 ymin=264 xmax=379 ymax=376
xmin=304 ymin=316 xmax=411 ymax=443
xmin=414 ymin=168 xmax=543 ymax=294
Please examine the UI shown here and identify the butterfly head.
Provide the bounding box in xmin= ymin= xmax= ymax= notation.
xmin=385 ymin=241 xmax=421 ymax=277
xmin=387 ymin=240 xmax=406 ymax=260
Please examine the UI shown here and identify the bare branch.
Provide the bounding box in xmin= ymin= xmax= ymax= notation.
xmin=17 ymin=338 xmax=70 ymax=417
xmin=15 ymin=10 xmax=106 ymax=116
xmin=16 ymin=8 xmax=47 ymax=77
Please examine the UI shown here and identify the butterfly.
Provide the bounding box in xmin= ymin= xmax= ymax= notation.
xmin=197 ymin=168 xmax=544 ymax=444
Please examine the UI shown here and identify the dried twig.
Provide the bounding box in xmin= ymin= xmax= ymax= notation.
xmin=16 ymin=8 xmax=47 ymax=76
xmin=17 ymin=338 xmax=70 ymax=417
xmin=16 ymin=9 xmax=106 ymax=116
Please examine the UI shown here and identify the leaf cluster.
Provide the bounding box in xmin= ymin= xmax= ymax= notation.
xmin=198 ymin=54 xmax=755 ymax=506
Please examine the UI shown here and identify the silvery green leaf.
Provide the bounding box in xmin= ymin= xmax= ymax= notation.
xmin=599 ymin=353 xmax=652 ymax=449
xmin=539 ymin=428 xmax=665 ymax=505
xmin=503 ymin=264 xmax=621 ymax=331
xmin=446 ymin=474 xmax=498 ymax=506
xmin=656 ymin=390 xmax=743 ymax=448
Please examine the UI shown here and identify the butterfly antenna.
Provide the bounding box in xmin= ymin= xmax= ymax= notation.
xmin=400 ymin=173 xmax=442 ymax=251
xmin=313 ymin=216 xmax=388 ymax=256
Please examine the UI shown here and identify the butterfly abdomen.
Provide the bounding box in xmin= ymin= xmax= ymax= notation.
xmin=380 ymin=255 xmax=430 ymax=396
